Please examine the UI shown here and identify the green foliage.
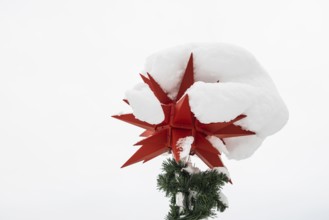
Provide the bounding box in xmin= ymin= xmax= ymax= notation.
xmin=157 ymin=159 xmax=229 ymax=220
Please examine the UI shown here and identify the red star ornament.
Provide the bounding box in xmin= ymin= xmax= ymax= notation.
xmin=112 ymin=54 xmax=255 ymax=168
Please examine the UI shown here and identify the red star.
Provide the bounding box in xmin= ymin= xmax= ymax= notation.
xmin=112 ymin=54 xmax=255 ymax=168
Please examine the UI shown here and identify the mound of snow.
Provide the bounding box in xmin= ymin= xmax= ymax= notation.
xmin=126 ymin=43 xmax=289 ymax=160
xmin=125 ymin=83 xmax=164 ymax=124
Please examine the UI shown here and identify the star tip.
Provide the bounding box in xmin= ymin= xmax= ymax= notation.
xmin=188 ymin=53 xmax=194 ymax=61
xmin=123 ymin=99 xmax=129 ymax=104
xmin=121 ymin=161 xmax=133 ymax=168
xmin=238 ymin=114 xmax=247 ymax=119
xmin=111 ymin=114 xmax=127 ymax=119
xmin=173 ymin=157 xmax=180 ymax=163
xmin=139 ymin=73 xmax=146 ymax=78
xmin=243 ymin=129 xmax=256 ymax=136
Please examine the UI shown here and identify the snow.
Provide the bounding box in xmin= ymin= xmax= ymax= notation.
xmin=219 ymin=192 xmax=229 ymax=207
xmin=177 ymin=136 xmax=194 ymax=161
xmin=206 ymin=136 xmax=229 ymax=156
xmin=188 ymin=82 xmax=259 ymax=123
xmin=224 ymin=135 xmax=264 ymax=159
xmin=125 ymin=83 xmax=164 ymax=124
xmin=213 ymin=167 xmax=231 ymax=179
xmin=127 ymin=43 xmax=289 ymax=160
xmin=176 ymin=192 xmax=184 ymax=209
xmin=143 ymin=44 xmax=198 ymax=100
xmin=182 ymin=162 xmax=201 ymax=175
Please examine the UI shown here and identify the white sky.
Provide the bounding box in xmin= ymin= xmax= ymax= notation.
xmin=0 ymin=0 xmax=328 ymax=219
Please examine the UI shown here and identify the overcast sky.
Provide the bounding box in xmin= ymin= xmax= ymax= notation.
xmin=1 ymin=0 xmax=328 ymax=219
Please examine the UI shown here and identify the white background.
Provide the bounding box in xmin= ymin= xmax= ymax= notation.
xmin=1 ymin=0 xmax=328 ymax=219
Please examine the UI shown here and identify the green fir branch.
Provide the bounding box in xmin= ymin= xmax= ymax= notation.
xmin=157 ymin=159 xmax=229 ymax=220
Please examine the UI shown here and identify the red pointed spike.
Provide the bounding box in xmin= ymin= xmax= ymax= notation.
xmin=143 ymin=148 xmax=169 ymax=163
xmin=194 ymin=132 xmax=220 ymax=154
xmin=176 ymin=53 xmax=195 ymax=101
xmin=140 ymin=73 xmax=151 ymax=85
xmin=214 ymin=124 xmax=255 ymax=139
xmin=173 ymin=95 xmax=193 ymax=128
xmin=134 ymin=129 xmax=169 ymax=146
xmin=121 ymin=144 xmax=168 ymax=168
xmin=121 ymin=130 xmax=168 ymax=168
xmin=112 ymin=114 xmax=155 ymax=131
xmin=140 ymin=130 xmax=154 ymax=137
xmin=123 ymin=99 xmax=129 ymax=105
xmin=195 ymin=148 xmax=225 ymax=169
xmin=171 ymin=128 xmax=192 ymax=162
xmin=146 ymin=73 xmax=172 ymax=104
xmin=196 ymin=115 xmax=247 ymax=134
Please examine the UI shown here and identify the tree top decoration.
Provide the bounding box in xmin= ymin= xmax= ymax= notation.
xmin=112 ymin=43 xmax=288 ymax=219
xmin=113 ymin=54 xmax=255 ymax=169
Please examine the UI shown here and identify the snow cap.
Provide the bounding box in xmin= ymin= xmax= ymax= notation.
xmin=127 ymin=43 xmax=289 ymax=160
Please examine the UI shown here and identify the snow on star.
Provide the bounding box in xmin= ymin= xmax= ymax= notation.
xmin=141 ymin=43 xmax=289 ymax=159
xmin=112 ymin=54 xmax=255 ymax=168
